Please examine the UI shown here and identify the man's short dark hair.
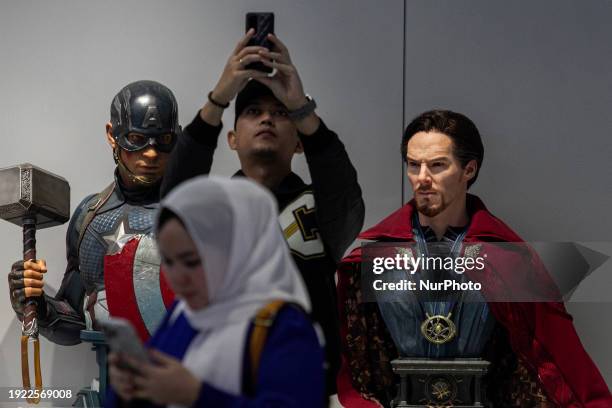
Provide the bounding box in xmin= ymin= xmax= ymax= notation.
xmin=401 ymin=110 xmax=484 ymax=188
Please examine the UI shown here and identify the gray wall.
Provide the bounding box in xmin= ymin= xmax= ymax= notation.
xmin=0 ymin=0 xmax=609 ymax=401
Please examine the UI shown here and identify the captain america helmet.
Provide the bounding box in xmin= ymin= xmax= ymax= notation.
xmin=110 ymin=80 xmax=180 ymax=153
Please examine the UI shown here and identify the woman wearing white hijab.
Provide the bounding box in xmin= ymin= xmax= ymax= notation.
xmin=107 ymin=176 xmax=325 ymax=407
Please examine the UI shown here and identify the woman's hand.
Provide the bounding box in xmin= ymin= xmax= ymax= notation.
xmin=108 ymin=352 xmax=139 ymax=402
xmin=131 ymin=349 xmax=202 ymax=406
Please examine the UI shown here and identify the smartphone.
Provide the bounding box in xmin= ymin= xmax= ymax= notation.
xmin=100 ymin=317 xmax=150 ymax=371
xmin=245 ymin=12 xmax=275 ymax=73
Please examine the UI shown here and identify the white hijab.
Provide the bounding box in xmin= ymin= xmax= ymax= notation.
xmin=157 ymin=176 xmax=310 ymax=405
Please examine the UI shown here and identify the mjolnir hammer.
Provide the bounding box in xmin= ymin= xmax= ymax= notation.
xmin=0 ymin=163 xmax=70 ymax=403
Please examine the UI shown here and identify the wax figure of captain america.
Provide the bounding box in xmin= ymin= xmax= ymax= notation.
xmin=6 ymin=80 xmax=208 ymax=346
xmin=336 ymin=110 xmax=612 ymax=407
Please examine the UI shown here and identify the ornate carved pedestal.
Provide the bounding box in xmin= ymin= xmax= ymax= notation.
xmin=391 ymin=358 xmax=490 ymax=407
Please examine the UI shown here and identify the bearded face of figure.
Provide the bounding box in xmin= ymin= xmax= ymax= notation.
xmin=405 ymin=131 xmax=476 ymax=218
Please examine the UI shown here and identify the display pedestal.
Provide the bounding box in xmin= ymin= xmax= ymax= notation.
xmin=73 ymin=330 xmax=107 ymax=408
xmin=391 ymin=358 xmax=490 ymax=407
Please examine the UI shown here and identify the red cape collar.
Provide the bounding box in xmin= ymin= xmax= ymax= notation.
xmin=358 ymin=194 xmax=523 ymax=244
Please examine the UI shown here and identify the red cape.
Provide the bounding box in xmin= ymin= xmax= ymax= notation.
xmin=336 ymin=195 xmax=611 ymax=407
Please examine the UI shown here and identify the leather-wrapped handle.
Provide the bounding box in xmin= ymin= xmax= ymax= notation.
xmin=22 ymin=218 xmax=37 ymax=338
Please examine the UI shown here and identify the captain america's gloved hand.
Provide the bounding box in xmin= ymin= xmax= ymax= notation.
xmin=8 ymin=260 xmax=47 ymax=310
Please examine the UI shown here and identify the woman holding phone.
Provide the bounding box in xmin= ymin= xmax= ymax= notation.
xmin=107 ymin=176 xmax=325 ymax=407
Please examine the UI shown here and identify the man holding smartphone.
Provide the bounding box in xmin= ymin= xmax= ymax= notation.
xmin=160 ymin=27 xmax=365 ymax=396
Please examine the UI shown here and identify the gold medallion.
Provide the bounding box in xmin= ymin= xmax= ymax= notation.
xmin=421 ymin=312 xmax=457 ymax=344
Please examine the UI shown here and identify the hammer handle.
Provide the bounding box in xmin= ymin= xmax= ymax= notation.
xmin=22 ymin=219 xmax=37 ymax=337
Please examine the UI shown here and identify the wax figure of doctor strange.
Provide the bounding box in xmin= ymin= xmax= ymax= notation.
xmin=7 ymin=80 xmax=214 ymax=345
xmin=336 ymin=110 xmax=612 ymax=407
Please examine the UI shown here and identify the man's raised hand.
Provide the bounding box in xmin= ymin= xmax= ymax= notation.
xmin=210 ymin=28 xmax=270 ymax=106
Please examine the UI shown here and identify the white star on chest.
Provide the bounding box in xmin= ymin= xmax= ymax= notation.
xmin=103 ymin=219 xmax=136 ymax=254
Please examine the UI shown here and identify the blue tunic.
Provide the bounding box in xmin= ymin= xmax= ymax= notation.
xmin=107 ymin=303 xmax=326 ymax=407
xmin=376 ymin=221 xmax=496 ymax=358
